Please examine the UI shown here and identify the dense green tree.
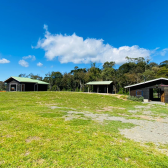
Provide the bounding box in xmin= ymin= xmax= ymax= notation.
xmin=17 ymin=58 xmax=168 ymax=93
xmin=142 ymin=70 xmax=155 ymax=81
xmin=157 ymin=67 xmax=168 ymax=78
xmin=27 ymin=73 xmax=43 ymax=81
xmin=0 ymin=81 xmax=5 ymax=91
xmin=88 ymin=63 xmax=101 ymax=81
xmin=71 ymin=67 xmax=87 ymax=91
xmin=49 ymin=71 xmax=63 ymax=91
xmin=18 ymin=74 xmax=27 ymax=77
xmin=101 ymin=61 xmax=115 ymax=81
xmin=159 ymin=60 xmax=168 ymax=68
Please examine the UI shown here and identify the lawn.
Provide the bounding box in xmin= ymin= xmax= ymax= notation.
xmin=0 ymin=91 xmax=168 ymax=167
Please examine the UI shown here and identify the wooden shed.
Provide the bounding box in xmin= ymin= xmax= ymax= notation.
xmin=4 ymin=76 xmax=49 ymax=92
xmin=86 ymin=81 xmax=113 ymax=93
xmin=124 ymin=77 xmax=168 ymax=103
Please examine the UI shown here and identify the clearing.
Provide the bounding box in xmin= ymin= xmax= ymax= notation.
xmin=0 ymin=91 xmax=168 ymax=167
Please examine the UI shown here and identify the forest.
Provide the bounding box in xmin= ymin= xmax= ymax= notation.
xmin=1 ymin=57 xmax=168 ymax=93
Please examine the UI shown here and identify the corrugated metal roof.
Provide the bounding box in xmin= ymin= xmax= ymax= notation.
xmin=124 ymin=77 xmax=168 ymax=88
xmin=86 ymin=81 xmax=113 ymax=85
xmin=5 ymin=76 xmax=49 ymax=84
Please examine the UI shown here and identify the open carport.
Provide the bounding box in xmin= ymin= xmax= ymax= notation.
xmin=86 ymin=81 xmax=113 ymax=94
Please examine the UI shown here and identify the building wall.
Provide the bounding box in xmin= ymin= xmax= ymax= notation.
xmin=129 ymin=79 xmax=168 ymax=102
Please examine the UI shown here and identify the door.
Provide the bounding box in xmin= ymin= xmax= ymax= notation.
xmin=161 ymin=92 xmax=165 ymax=102
xmin=21 ymin=84 xmax=25 ymax=91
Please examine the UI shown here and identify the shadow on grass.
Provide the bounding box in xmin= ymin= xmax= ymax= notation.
xmin=38 ymin=112 xmax=67 ymax=118
xmin=67 ymin=119 xmax=92 ymax=126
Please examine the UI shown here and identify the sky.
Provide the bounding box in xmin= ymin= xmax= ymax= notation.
xmin=0 ymin=0 xmax=168 ymax=81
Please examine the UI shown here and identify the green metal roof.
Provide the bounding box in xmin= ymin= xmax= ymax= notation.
xmin=86 ymin=81 xmax=113 ymax=85
xmin=5 ymin=76 xmax=49 ymax=84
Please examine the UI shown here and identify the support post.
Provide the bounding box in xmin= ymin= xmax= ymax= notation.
xmin=129 ymin=88 xmax=130 ymax=95
xmin=97 ymin=86 xmax=99 ymax=93
xmin=88 ymin=86 xmax=89 ymax=93
xmin=107 ymin=85 xmax=108 ymax=93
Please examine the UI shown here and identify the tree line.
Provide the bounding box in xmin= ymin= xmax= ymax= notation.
xmin=1 ymin=57 xmax=168 ymax=93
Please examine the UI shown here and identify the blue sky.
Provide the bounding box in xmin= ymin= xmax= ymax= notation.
xmin=0 ymin=0 xmax=168 ymax=81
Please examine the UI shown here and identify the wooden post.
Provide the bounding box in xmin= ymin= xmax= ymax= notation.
xmin=107 ymin=85 xmax=108 ymax=93
xmin=97 ymin=86 xmax=99 ymax=93
xmin=88 ymin=86 xmax=89 ymax=93
xmin=129 ymin=88 xmax=130 ymax=95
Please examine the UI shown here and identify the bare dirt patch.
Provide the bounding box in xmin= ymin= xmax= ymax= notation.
xmin=36 ymin=159 xmax=45 ymax=165
xmin=49 ymin=106 xmax=76 ymax=110
xmin=25 ymin=136 xmax=41 ymax=143
xmin=24 ymin=151 xmax=30 ymax=156
xmin=97 ymin=106 xmax=125 ymax=112
xmin=107 ymin=94 xmax=127 ymax=101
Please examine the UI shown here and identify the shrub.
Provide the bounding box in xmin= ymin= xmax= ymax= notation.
xmin=118 ymin=88 xmax=124 ymax=94
xmin=118 ymin=88 xmax=129 ymax=95
xmin=127 ymin=95 xmax=144 ymax=102
xmin=75 ymin=88 xmax=80 ymax=92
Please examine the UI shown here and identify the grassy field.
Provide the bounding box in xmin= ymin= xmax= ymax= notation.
xmin=0 ymin=91 xmax=168 ymax=167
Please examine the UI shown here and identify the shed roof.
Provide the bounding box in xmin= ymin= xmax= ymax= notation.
xmin=86 ymin=81 xmax=113 ymax=85
xmin=124 ymin=77 xmax=168 ymax=88
xmin=4 ymin=76 xmax=49 ymax=85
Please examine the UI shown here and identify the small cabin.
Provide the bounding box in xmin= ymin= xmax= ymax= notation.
xmin=124 ymin=77 xmax=168 ymax=103
xmin=4 ymin=76 xmax=49 ymax=92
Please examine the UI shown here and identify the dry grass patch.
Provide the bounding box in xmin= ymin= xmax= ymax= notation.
xmin=25 ymin=136 xmax=41 ymax=143
xmin=97 ymin=106 xmax=125 ymax=112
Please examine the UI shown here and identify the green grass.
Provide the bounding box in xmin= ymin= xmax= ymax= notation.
xmin=0 ymin=91 xmax=168 ymax=167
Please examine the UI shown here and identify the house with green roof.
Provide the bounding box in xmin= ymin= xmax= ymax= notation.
xmin=86 ymin=81 xmax=114 ymax=93
xmin=4 ymin=76 xmax=49 ymax=91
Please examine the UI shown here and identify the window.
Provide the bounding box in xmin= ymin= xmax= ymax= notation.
xmin=136 ymin=90 xmax=143 ymax=97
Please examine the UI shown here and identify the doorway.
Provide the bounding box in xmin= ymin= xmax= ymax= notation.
xmin=10 ymin=84 xmax=17 ymax=91
xmin=149 ymin=88 xmax=161 ymax=101
xmin=34 ymin=84 xmax=38 ymax=91
xmin=21 ymin=84 xmax=25 ymax=91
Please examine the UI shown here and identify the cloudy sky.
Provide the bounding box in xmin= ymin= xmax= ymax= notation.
xmin=0 ymin=0 xmax=168 ymax=81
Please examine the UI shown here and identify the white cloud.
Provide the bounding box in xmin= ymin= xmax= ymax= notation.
xmin=34 ymin=25 xmax=153 ymax=64
xmin=23 ymin=55 xmax=36 ymax=61
xmin=37 ymin=62 xmax=43 ymax=67
xmin=160 ymin=48 xmax=168 ymax=56
xmin=0 ymin=58 xmax=10 ymax=64
xmin=18 ymin=60 xmax=29 ymax=67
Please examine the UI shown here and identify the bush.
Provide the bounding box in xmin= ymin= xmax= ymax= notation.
xmin=127 ymin=95 xmax=144 ymax=102
xmin=118 ymin=88 xmax=124 ymax=94
xmin=75 ymin=88 xmax=80 ymax=92
xmin=118 ymin=88 xmax=129 ymax=95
